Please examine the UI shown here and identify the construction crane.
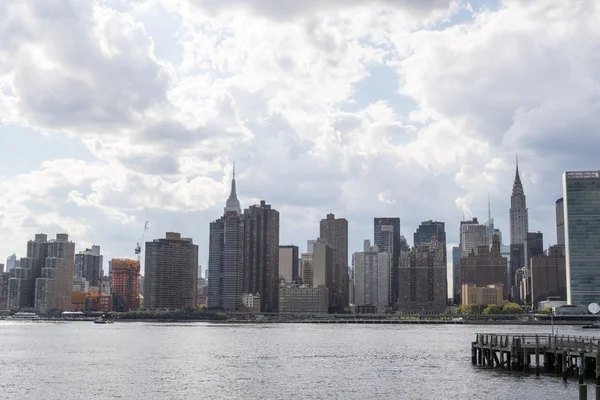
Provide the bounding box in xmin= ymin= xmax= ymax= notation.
xmin=135 ymin=221 xmax=149 ymax=262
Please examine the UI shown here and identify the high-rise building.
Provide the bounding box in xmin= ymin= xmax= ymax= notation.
xmin=208 ymin=167 xmax=245 ymax=311
xmin=562 ymin=171 xmax=600 ymax=306
xmin=398 ymin=239 xmax=447 ymax=314
xmin=509 ymin=243 xmax=525 ymax=302
xmin=34 ymin=234 xmax=75 ymax=312
xmin=353 ymin=240 xmax=390 ymax=313
xmin=374 ymin=217 xmax=401 ymax=304
xmin=307 ymin=240 xmax=317 ymax=254
xmin=460 ymin=235 xmax=508 ymax=299
xmin=320 ymin=214 xmax=349 ymax=312
xmin=0 ymin=264 xmax=3 ymax=274
xmin=279 ymin=245 xmax=299 ymax=284
xmin=509 ymin=158 xmax=529 ymax=246
xmin=74 ymin=245 xmax=103 ymax=286
xmin=300 ymin=253 xmax=314 ymax=287
xmin=452 ymin=246 xmax=460 ymax=304
xmin=531 ymin=245 xmax=566 ymax=305
xmin=459 ymin=218 xmax=488 ymax=258
xmin=525 ymin=232 xmax=544 ymax=261
xmin=144 ymin=232 xmax=198 ymax=310
xmin=414 ymin=220 xmax=447 ymax=264
xmin=556 ymin=198 xmax=565 ymax=246
xmin=312 ymin=239 xmax=334 ymax=311
xmin=0 ymin=272 xmax=9 ymax=310
xmin=7 ymin=261 xmax=33 ymax=310
xmin=111 ymin=259 xmax=141 ymax=311
xmin=243 ymin=200 xmax=280 ymax=312
xmin=6 ymin=254 xmax=17 ymax=274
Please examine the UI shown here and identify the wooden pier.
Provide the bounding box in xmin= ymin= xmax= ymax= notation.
xmin=472 ymin=333 xmax=600 ymax=385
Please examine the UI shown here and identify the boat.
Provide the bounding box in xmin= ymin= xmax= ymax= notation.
xmin=93 ymin=316 xmax=114 ymax=324
xmin=10 ymin=312 xmax=41 ymax=321
xmin=582 ymin=324 xmax=600 ymax=329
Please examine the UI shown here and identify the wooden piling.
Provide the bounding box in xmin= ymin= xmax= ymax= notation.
xmin=580 ymin=384 xmax=587 ymax=400
xmin=563 ymin=351 xmax=569 ymax=381
xmin=535 ymin=335 xmax=540 ymax=377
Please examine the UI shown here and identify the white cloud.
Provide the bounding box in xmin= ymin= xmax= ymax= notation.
xmin=0 ymin=0 xmax=597 ymax=275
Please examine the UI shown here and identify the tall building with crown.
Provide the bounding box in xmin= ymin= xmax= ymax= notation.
xmin=208 ymin=164 xmax=245 ymax=310
xmin=509 ymin=157 xmax=529 ymax=301
xmin=509 ymin=158 xmax=529 ymax=245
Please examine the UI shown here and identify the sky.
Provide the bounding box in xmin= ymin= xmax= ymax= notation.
xmin=1 ymin=0 xmax=600 ymax=283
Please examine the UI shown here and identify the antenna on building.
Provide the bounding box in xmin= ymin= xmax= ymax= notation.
xmin=488 ymin=194 xmax=492 ymax=221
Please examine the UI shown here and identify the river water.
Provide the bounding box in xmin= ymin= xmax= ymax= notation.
xmin=0 ymin=321 xmax=595 ymax=399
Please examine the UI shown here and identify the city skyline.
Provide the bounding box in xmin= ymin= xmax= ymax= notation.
xmin=1 ymin=1 xmax=600 ymax=279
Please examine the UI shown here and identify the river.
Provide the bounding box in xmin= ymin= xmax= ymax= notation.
xmin=0 ymin=321 xmax=594 ymax=399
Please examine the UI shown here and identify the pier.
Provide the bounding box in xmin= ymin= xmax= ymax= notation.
xmin=473 ymin=333 xmax=600 ymax=397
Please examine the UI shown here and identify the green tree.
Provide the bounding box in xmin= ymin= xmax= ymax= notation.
xmin=483 ymin=304 xmax=501 ymax=314
xmin=502 ymin=302 xmax=522 ymax=314
xmin=540 ymin=307 xmax=553 ymax=314
xmin=457 ymin=304 xmax=474 ymax=314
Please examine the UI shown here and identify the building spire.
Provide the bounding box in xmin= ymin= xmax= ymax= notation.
xmin=488 ymin=194 xmax=491 ymax=222
xmin=224 ymin=161 xmax=242 ymax=216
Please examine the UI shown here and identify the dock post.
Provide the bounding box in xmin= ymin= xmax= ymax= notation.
xmin=563 ymin=351 xmax=569 ymax=382
xmin=580 ymin=352 xmax=586 ymax=384
xmin=595 ymin=353 xmax=600 ymax=386
xmin=579 ymin=384 xmax=587 ymax=400
xmin=536 ymin=335 xmax=540 ymax=377
xmin=472 ymin=343 xmax=477 ymax=365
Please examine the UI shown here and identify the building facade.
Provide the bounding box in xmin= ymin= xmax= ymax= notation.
xmin=374 ymin=217 xmax=401 ymax=304
xmin=460 ymin=235 xmax=508 ymax=299
xmin=33 ymin=234 xmax=75 ymax=313
xmin=531 ymin=245 xmax=566 ymax=305
xmin=461 ymin=284 xmax=504 ymax=307
xmin=398 ymin=240 xmax=447 ymax=314
xmin=556 ymin=198 xmax=565 ymax=246
xmin=208 ymin=168 xmax=245 ymax=311
xmin=563 ymin=171 xmax=600 ymax=306
xmin=111 ymin=259 xmax=141 ymax=311
xmin=414 ymin=220 xmax=447 ymax=264
xmin=452 ymin=246 xmax=460 ymax=304
xmin=509 ymin=159 xmax=529 ymax=246
xmin=353 ymin=240 xmax=390 ymax=313
xmin=243 ymin=201 xmax=280 ymax=312
xmin=74 ymin=246 xmax=103 ymax=286
xmin=279 ymin=285 xmax=328 ymax=313
xmin=144 ymin=232 xmax=198 ymax=310
xmin=279 ymin=245 xmax=299 ymax=284
xmin=320 ymin=214 xmax=349 ymax=312
xmin=459 ymin=218 xmax=488 ymax=258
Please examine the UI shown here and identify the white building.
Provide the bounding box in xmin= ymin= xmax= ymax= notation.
xmin=460 ymin=218 xmax=488 ymax=258
xmin=242 ymin=293 xmax=261 ymax=313
xmin=353 ymin=240 xmax=390 ymax=313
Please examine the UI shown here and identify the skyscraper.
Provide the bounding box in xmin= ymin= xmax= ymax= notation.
xmin=279 ymin=245 xmax=299 ymax=284
xmin=243 ymin=200 xmax=280 ymax=312
xmin=144 ymin=232 xmax=198 ymax=310
xmin=374 ymin=217 xmax=401 ymax=304
xmin=320 ymin=214 xmax=349 ymax=312
xmin=414 ymin=220 xmax=447 ymax=264
xmin=452 ymin=246 xmax=460 ymax=304
xmin=459 ymin=235 xmax=508 ymax=300
xmin=6 ymin=254 xmax=17 ymax=274
xmin=312 ymin=239 xmax=334 ymax=311
xmin=208 ymin=165 xmax=245 ymax=310
xmin=353 ymin=240 xmax=390 ymax=312
xmin=74 ymin=245 xmax=103 ymax=286
xmin=111 ymin=258 xmax=140 ymax=311
xmin=556 ymin=198 xmax=565 ymax=246
xmin=34 ymin=234 xmax=75 ymax=312
xmin=509 ymin=158 xmax=529 ymax=245
xmin=398 ymin=239 xmax=447 ymax=314
xmin=459 ymin=218 xmax=487 ymax=258
xmin=563 ymin=171 xmax=600 ymax=306
xmin=531 ymin=245 xmax=566 ymax=305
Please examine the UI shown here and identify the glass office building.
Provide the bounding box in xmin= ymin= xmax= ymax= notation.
xmin=563 ymin=171 xmax=600 ymax=306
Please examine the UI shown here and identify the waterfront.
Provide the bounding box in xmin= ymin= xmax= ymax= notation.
xmin=0 ymin=322 xmax=595 ymax=399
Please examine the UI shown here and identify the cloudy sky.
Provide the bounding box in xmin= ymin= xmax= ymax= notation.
xmin=1 ymin=0 xmax=599 ymax=281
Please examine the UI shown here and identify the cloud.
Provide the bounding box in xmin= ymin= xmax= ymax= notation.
xmin=1 ymin=0 xmax=598 ymax=280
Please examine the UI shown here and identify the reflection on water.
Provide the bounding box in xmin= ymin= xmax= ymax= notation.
xmin=0 ymin=322 xmax=594 ymax=399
